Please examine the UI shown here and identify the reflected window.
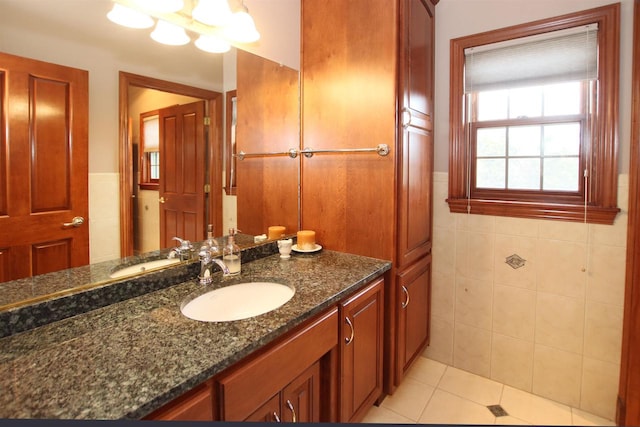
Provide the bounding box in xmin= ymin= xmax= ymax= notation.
xmin=140 ymin=111 xmax=160 ymax=190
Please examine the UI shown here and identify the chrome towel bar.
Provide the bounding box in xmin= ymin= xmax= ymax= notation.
xmin=236 ymin=144 xmax=390 ymax=160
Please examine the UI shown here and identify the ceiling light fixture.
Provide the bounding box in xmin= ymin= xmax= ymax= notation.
xmin=106 ymin=0 xmax=260 ymax=53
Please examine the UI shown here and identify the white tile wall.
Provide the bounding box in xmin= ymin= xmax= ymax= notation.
xmin=425 ymin=171 xmax=627 ymax=420
xmin=88 ymin=173 xmax=120 ymax=264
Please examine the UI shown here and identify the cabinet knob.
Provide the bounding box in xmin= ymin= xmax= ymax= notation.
xmin=401 ymin=285 xmax=410 ymax=308
xmin=345 ymin=316 xmax=355 ymax=345
xmin=286 ymin=399 xmax=297 ymax=423
xmin=273 ymin=412 xmax=281 ymax=422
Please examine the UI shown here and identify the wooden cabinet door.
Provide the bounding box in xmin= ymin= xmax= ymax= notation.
xmin=244 ymin=394 xmax=281 ymax=422
xmin=0 ymin=52 xmax=89 ymax=281
xmin=281 ymin=361 xmax=321 ymax=423
xmin=339 ymin=277 xmax=384 ymax=422
xmin=396 ymin=255 xmax=432 ymax=382
xmin=144 ymin=383 xmax=213 ymax=421
xmin=397 ymin=0 xmax=435 ymax=269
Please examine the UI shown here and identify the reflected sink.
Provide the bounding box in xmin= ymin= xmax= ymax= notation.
xmin=109 ymin=258 xmax=181 ymax=279
xmin=180 ymin=282 xmax=295 ymax=322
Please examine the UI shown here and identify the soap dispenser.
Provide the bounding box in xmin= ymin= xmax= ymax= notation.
xmin=223 ymin=228 xmax=241 ymax=275
xmin=206 ymin=224 xmax=219 ymax=254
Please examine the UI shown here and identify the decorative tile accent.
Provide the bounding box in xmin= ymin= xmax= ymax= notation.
xmin=487 ymin=404 xmax=509 ymax=417
xmin=505 ymin=254 xmax=526 ymax=269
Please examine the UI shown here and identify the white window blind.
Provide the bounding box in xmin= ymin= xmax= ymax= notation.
xmin=464 ymin=24 xmax=598 ymax=92
xmin=142 ymin=115 xmax=159 ymax=152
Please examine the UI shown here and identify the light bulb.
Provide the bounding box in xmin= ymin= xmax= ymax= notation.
xmin=223 ymin=8 xmax=260 ymax=43
xmin=193 ymin=0 xmax=232 ymax=27
xmin=195 ymin=35 xmax=231 ymax=53
xmin=134 ymin=0 xmax=184 ymax=13
xmin=107 ymin=4 xmax=154 ymax=29
xmin=150 ymin=20 xmax=190 ymax=46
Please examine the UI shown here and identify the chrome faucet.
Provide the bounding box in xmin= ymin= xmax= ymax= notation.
xmin=168 ymin=237 xmax=193 ymax=261
xmin=198 ymin=243 xmax=230 ymax=284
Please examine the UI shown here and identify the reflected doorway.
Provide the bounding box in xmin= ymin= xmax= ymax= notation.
xmin=118 ymin=72 xmax=224 ymax=258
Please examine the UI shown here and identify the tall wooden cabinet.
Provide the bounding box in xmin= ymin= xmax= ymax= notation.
xmin=301 ymin=0 xmax=436 ymax=394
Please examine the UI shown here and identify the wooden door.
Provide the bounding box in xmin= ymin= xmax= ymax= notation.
xmin=281 ymin=362 xmax=321 ymax=423
xmin=339 ymin=278 xmax=384 ymax=423
xmin=396 ymin=255 xmax=431 ymax=381
xmin=159 ymin=101 xmax=206 ymax=248
xmin=0 ymin=52 xmax=88 ymax=282
xmin=617 ymin=0 xmax=640 ymax=424
xmin=397 ymin=0 xmax=435 ymax=269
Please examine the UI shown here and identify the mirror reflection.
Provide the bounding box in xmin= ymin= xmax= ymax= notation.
xmin=0 ymin=0 xmax=301 ymax=309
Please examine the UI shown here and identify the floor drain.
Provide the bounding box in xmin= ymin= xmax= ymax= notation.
xmin=487 ymin=404 xmax=509 ymax=417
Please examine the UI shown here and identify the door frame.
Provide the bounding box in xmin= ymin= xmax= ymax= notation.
xmin=118 ymin=72 xmax=223 ymax=257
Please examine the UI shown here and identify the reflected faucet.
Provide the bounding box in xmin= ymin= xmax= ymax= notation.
xmin=168 ymin=237 xmax=193 ymax=261
xmin=198 ymin=243 xmax=230 ymax=284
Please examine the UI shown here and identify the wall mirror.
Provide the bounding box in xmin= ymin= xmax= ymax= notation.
xmin=0 ymin=0 xmax=301 ymax=310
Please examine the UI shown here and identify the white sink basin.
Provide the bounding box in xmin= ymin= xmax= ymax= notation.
xmin=109 ymin=258 xmax=181 ymax=279
xmin=180 ymin=282 xmax=295 ymax=322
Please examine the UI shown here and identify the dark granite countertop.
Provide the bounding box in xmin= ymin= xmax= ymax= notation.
xmin=0 ymin=250 xmax=390 ymax=420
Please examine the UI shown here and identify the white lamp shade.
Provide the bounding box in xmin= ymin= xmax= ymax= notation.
xmin=107 ymin=4 xmax=154 ymax=29
xmin=151 ymin=20 xmax=190 ymax=45
xmin=192 ymin=0 xmax=232 ymax=27
xmin=223 ymin=10 xmax=260 ymax=43
xmin=195 ymin=35 xmax=231 ymax=53
xmin=135 ymin=0 xmax=184 ymax=13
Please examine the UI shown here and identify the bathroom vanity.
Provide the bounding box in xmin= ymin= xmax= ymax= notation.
xmin=0 ymin=245 xmax=390 ymax=422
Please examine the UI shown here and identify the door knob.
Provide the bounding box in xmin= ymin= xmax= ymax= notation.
xmin=159 ymin=197 xmax=166 ymax=204
xmin=63 ymin=216 xmax=85 ymax=228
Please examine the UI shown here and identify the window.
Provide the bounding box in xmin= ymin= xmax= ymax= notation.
xmin=140 ymin=111 xmax=160 ymax=190
xmin=448 ymin=4 xmax=620 ymax=224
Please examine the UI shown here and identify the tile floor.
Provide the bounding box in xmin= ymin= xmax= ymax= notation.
xmin=362 ymin=357 xmax=616 ymax=425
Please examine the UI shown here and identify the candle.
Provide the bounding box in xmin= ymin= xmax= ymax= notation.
xmin=297 ymin=230 xmax=316 ymax=250
xmin=268 ymin=226 xmax=286 ymax=240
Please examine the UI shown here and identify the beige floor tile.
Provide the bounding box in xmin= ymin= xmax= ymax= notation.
xmin=500 ymin=385 xmax=573 ymax=426
xmin=438 ymin=365 xmax=504 ymax=406
xmin=361 ymin=405 xmax=415 ymax=424
xmin=405 ymin=356 xmax=446 ymax=387
xmin=494 ymin=415 xmax=531 ymax=425
xmin=418 ymin=389 xmax=496 ymax=425
xmin=380 ymin=377 xmax=435 ymax=421
xmin=572 ymin=408 xmax=616 ymax=426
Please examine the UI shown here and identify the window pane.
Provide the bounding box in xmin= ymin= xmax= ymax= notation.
xmin=543 ymin=158 xmax=580 ymax=191
xmin=508 ymin=126 xmax=541 ymax=156
xmin=509 ymin=86 xmax=542 ymax=118
xmin=476 ymin=159 xmax=505 ymax=189
xmin=477 ymin=128 xmax=506 ymax=157
xmin=543 ymin=123 xmax=581 ymax=156
xmin=477 ymin=90 xmax=508 ymax=121
xmin=150 ymin=152 xmax=160 ymax=180
xmin=544 ymin=82 xmax=582 ymax=116
xmin=508 ymin=158 xmax=540 ymax=190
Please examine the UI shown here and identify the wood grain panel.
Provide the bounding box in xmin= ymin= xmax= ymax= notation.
xmin=30 ymin=76 xmax=70 ymax=212
xmin=217 ymin=308 xmax=337 ymax=421
xmin=301 ymin=0 xmax=397 ymax=260
xmin=236 ymin=50 xmax=299 ymax=237
xmin=0 ymin=52 xmax=88 ymax=281
xmin=145 ymin=382 xmax=213 ymax=421
xmin=162 ymin=115 xmax=178 ymax=194
xmin=182 ymin=110 xmax=198 ymax=194
xmin=0 ymin=71 xmax=6 ymax=216
xmin=282 ymin=362 xmax=321 ymax=422
xmin=0 ymin=248 xmax=9 ymax=283
xmin=32 ymin=239 xmax=71 ymax=277
xmin=617 ymin=0 xmax=640 ymax=424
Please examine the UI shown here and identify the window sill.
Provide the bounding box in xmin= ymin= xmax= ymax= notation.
xmin=446 ymin=197 xmax=620 ymax=225
xmin=139 ymin=183 xmax=159 ymax=191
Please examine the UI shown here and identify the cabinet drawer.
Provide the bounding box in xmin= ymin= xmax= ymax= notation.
xmin=144 ymin=382 xmax=212 ymax=421
xmin=217 ymin=308 xmax=338 ymax=420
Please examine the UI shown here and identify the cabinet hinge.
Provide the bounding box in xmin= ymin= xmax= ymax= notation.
xmin=204 ymin=184 xmax=211 ymax=193
xmin=204 ymin=116 xmax=211 ymax=126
